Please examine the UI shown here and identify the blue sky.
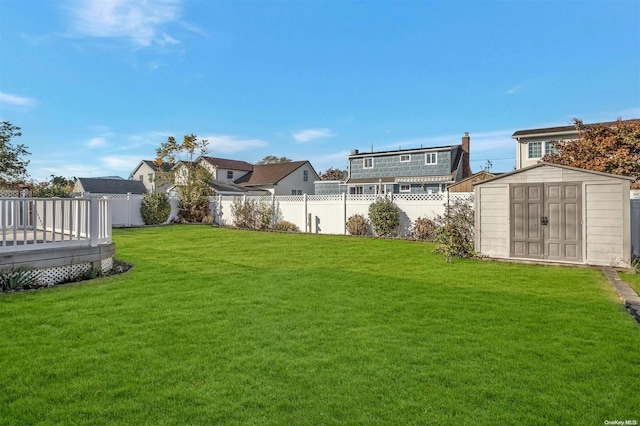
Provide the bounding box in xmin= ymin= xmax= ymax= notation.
xmin=1 ymin=0 xmax=639 ymax=182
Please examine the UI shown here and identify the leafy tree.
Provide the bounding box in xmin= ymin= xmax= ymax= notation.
xmin=257 ymin=155 xmax=292 ymax=164
xmin=32 ymin=175 xmax=74 ymax=197
xmin=320 ymin=167 xmax=347 ymax=181
xmin=543 ymin=118 xmax=640 ymax=188
xmin=0 ymin=121 xmax=30 ymax=184
xmin=154 ymin=134 xmax=212 ymax=222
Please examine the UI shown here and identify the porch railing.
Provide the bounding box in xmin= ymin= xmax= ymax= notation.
xmin=0 ymin=197 xmax=111 ymax=252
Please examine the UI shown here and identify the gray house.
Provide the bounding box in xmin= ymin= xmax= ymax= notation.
xmin=474 ymin=162 xmax=633 ymax=267
xmin=345 ymin=133 xmax=472 ymax=194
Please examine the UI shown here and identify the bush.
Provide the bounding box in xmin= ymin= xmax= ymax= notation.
xmin=231 ymin=197 xmax=275 ymax=230
xmin=368 ymin=198 xmax=400 ymax=237
xmin=273 ymin=220 xmax=298 ymax=232
xmin=411 ymin=217 xmax=437 ymax=241
xmin=178 ymin=190 xmax=210 ymax=223
xmin=346 ymin=214 xmax=369 ymax=236
xmin=433 ymin=198 xmax=475 ymax=262
xmin=140 ymin=193 xmax=172 ymax=225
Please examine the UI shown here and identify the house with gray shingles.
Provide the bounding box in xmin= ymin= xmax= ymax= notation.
xmin=129 ymin=160 xmax=173 ymax=193
xmin=73 ymin=177 xmax=147 ymax=196
xmin=345 ymin=133 xmax=472 ymax=194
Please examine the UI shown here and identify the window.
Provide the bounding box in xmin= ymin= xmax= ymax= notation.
xmin=291 ymin=189 xmax=303 ymax=195
xmin=227 ymin=171 xmax=233 ymax=179
xmin=425 ymin=153 xmax=437 ymax=165
xmin=138 ymin=174 xmax=143 ymax=181
xmin=350 ymin=186 xmax=363 ymax=195
xmin=528 ymin=141 xmax=542 ymax=159
xmin=303 ymin=170 xmax=309 ymax=181
xmin=147 ymin=173 xmax=153 ymax=182
xmin=363 ymin=158 xmax=374 ymax=169
xmin=400 ymin=154 xmax=411 ymax=162
xmin=545 ymin=141 xmax=559 ymax=156
xmin=400 ymin=184 xmax=411 ymax=192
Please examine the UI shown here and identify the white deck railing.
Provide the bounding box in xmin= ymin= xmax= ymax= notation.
xmin=0 ymin=197 xmax=111 ymax=252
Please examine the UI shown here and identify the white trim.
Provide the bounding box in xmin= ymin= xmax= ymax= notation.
xmin=363 ymin=157 xmax=374 ymax=169
xmin=425 ymin=152 xmax=437 ymax=165
xmin=400 ymin=184 xmax=411 ymax=192
xmin=400 ymin=154 xmax=411 ymax=163
xmin=527 ymin=141 xmax=542 ymax=159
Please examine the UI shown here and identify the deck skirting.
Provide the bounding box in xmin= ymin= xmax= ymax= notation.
xmin=0 ymin=243 xmax=116 ymax=286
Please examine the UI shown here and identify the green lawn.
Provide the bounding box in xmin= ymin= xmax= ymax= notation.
xmin=621 ymin=272 xmax=640 ymax=294
xmin=1 ymin=226 xmax=639 ymax=425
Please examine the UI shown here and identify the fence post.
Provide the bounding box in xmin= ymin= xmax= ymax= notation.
xmin=342 ymin=192 xmax=347 ymax=235
xmin=303 ymin=193 xmax=308 ymax=233
xmin=271 ymin=193 xmax=276 ymax=229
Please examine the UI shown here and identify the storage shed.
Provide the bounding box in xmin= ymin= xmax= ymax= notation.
xmin=474 ymin=163 xmax=633 ymax=267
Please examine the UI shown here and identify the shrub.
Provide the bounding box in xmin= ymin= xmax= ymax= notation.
xmin=178 ymin=190 xmax=210 ymax=223
xmin=411 ymin=217 xmax=437 ymax=241
xmin=273 ymin=220 xmax=298 ymax=232
xmin=0 ymin=269 xmax=42 ymax=292
xmin=346 ymin=214 xmax=369 ymax=236
xmin=368 ymin=198 xmax=400 ymax=237
xmin=140 ymin=193 xmax=172 ymax=225
xmin=231 ymin=197 xmax=275 ymax=230
xmin=433 ymin=198 xmax=475 ymax=262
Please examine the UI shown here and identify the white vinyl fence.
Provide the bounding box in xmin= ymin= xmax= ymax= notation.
xmin=88 ymin=192 xmax=474 ymax=237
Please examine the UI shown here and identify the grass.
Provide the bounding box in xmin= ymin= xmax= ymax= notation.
xmin=621 ymin=271 xmax=640 ymax=294
xmin=1 ymin=225 xmax=639 ymax=425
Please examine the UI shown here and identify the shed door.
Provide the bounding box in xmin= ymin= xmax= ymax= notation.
xmin=510 ymin=183 xmax=582 ymax=262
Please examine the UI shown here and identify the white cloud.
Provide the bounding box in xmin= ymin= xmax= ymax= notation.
xmin=293 ymin=128 xmax=334 ymax=143
xmin=102 ymin=155 xmax=143 ymax=170
xmin=204 ymin=135 xmax=268 ymax=154
xmin=0 ymin=92 xmax=36 ymax=107
xmin=87 ymin=137 xmax=108 ymax=148
xmin=66 ymin=0 xmax=182 ymax=47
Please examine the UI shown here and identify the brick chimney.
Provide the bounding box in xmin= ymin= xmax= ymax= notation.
xmin=462 ymin=132 xmax=471 ymax=179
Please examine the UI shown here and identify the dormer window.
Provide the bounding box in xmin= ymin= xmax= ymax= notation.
xmin=400 ymin=154 xmax=411 ymax=162
xmin=425 ymin=153 xmax=437 ymax=165
xmin=363 ymin=158 xmax=374 ymax=169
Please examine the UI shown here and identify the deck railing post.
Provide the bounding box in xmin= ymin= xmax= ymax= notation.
xmin=89 ymin=197 xmax=99 ymax=247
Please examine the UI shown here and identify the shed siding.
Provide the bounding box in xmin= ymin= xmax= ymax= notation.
xmin=476 ymin=185 xmax=509 ymax=257
xmin=584 ymin=183 xmax=627 ymax=266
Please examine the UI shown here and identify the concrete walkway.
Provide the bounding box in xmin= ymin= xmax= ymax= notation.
xmin=602 ymin=267 xmax=640 ymax=323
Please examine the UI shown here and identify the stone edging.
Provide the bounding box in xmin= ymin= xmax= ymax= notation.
xmin=602 ymin=267 xmax=640 ymax=323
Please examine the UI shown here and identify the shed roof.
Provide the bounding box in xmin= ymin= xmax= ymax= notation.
xmin=472 ymin=162 xmax=634 ymax=186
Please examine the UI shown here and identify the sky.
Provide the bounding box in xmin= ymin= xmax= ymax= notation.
xmin=1 ymin=0 xmax=639 ymax=183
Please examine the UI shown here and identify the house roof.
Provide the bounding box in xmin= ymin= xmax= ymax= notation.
xmin=348 ymin=144 xmax=461 ymax=159
xmin=75 ymin=177 xmax=147 ymax=194
xmin=235 ymin=161 xmax=311 ymax=186
xmin=143 ymin=160 xmax=173 ymax=173
xmin=200 ymin=156 xmax=254 ymax=172
xmin=472 ymin=162 xmax=634 ymax=186
xmin=512 ymin=118 xmax=640 ymax=138
xmin=447 ymin=170 xmax=495 ymax=188
xmin=209 ymin=180 xmax=252 ymax=194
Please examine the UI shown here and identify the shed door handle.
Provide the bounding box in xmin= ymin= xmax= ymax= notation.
xmin=541 ymin=217 xmax=548 ymax=225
